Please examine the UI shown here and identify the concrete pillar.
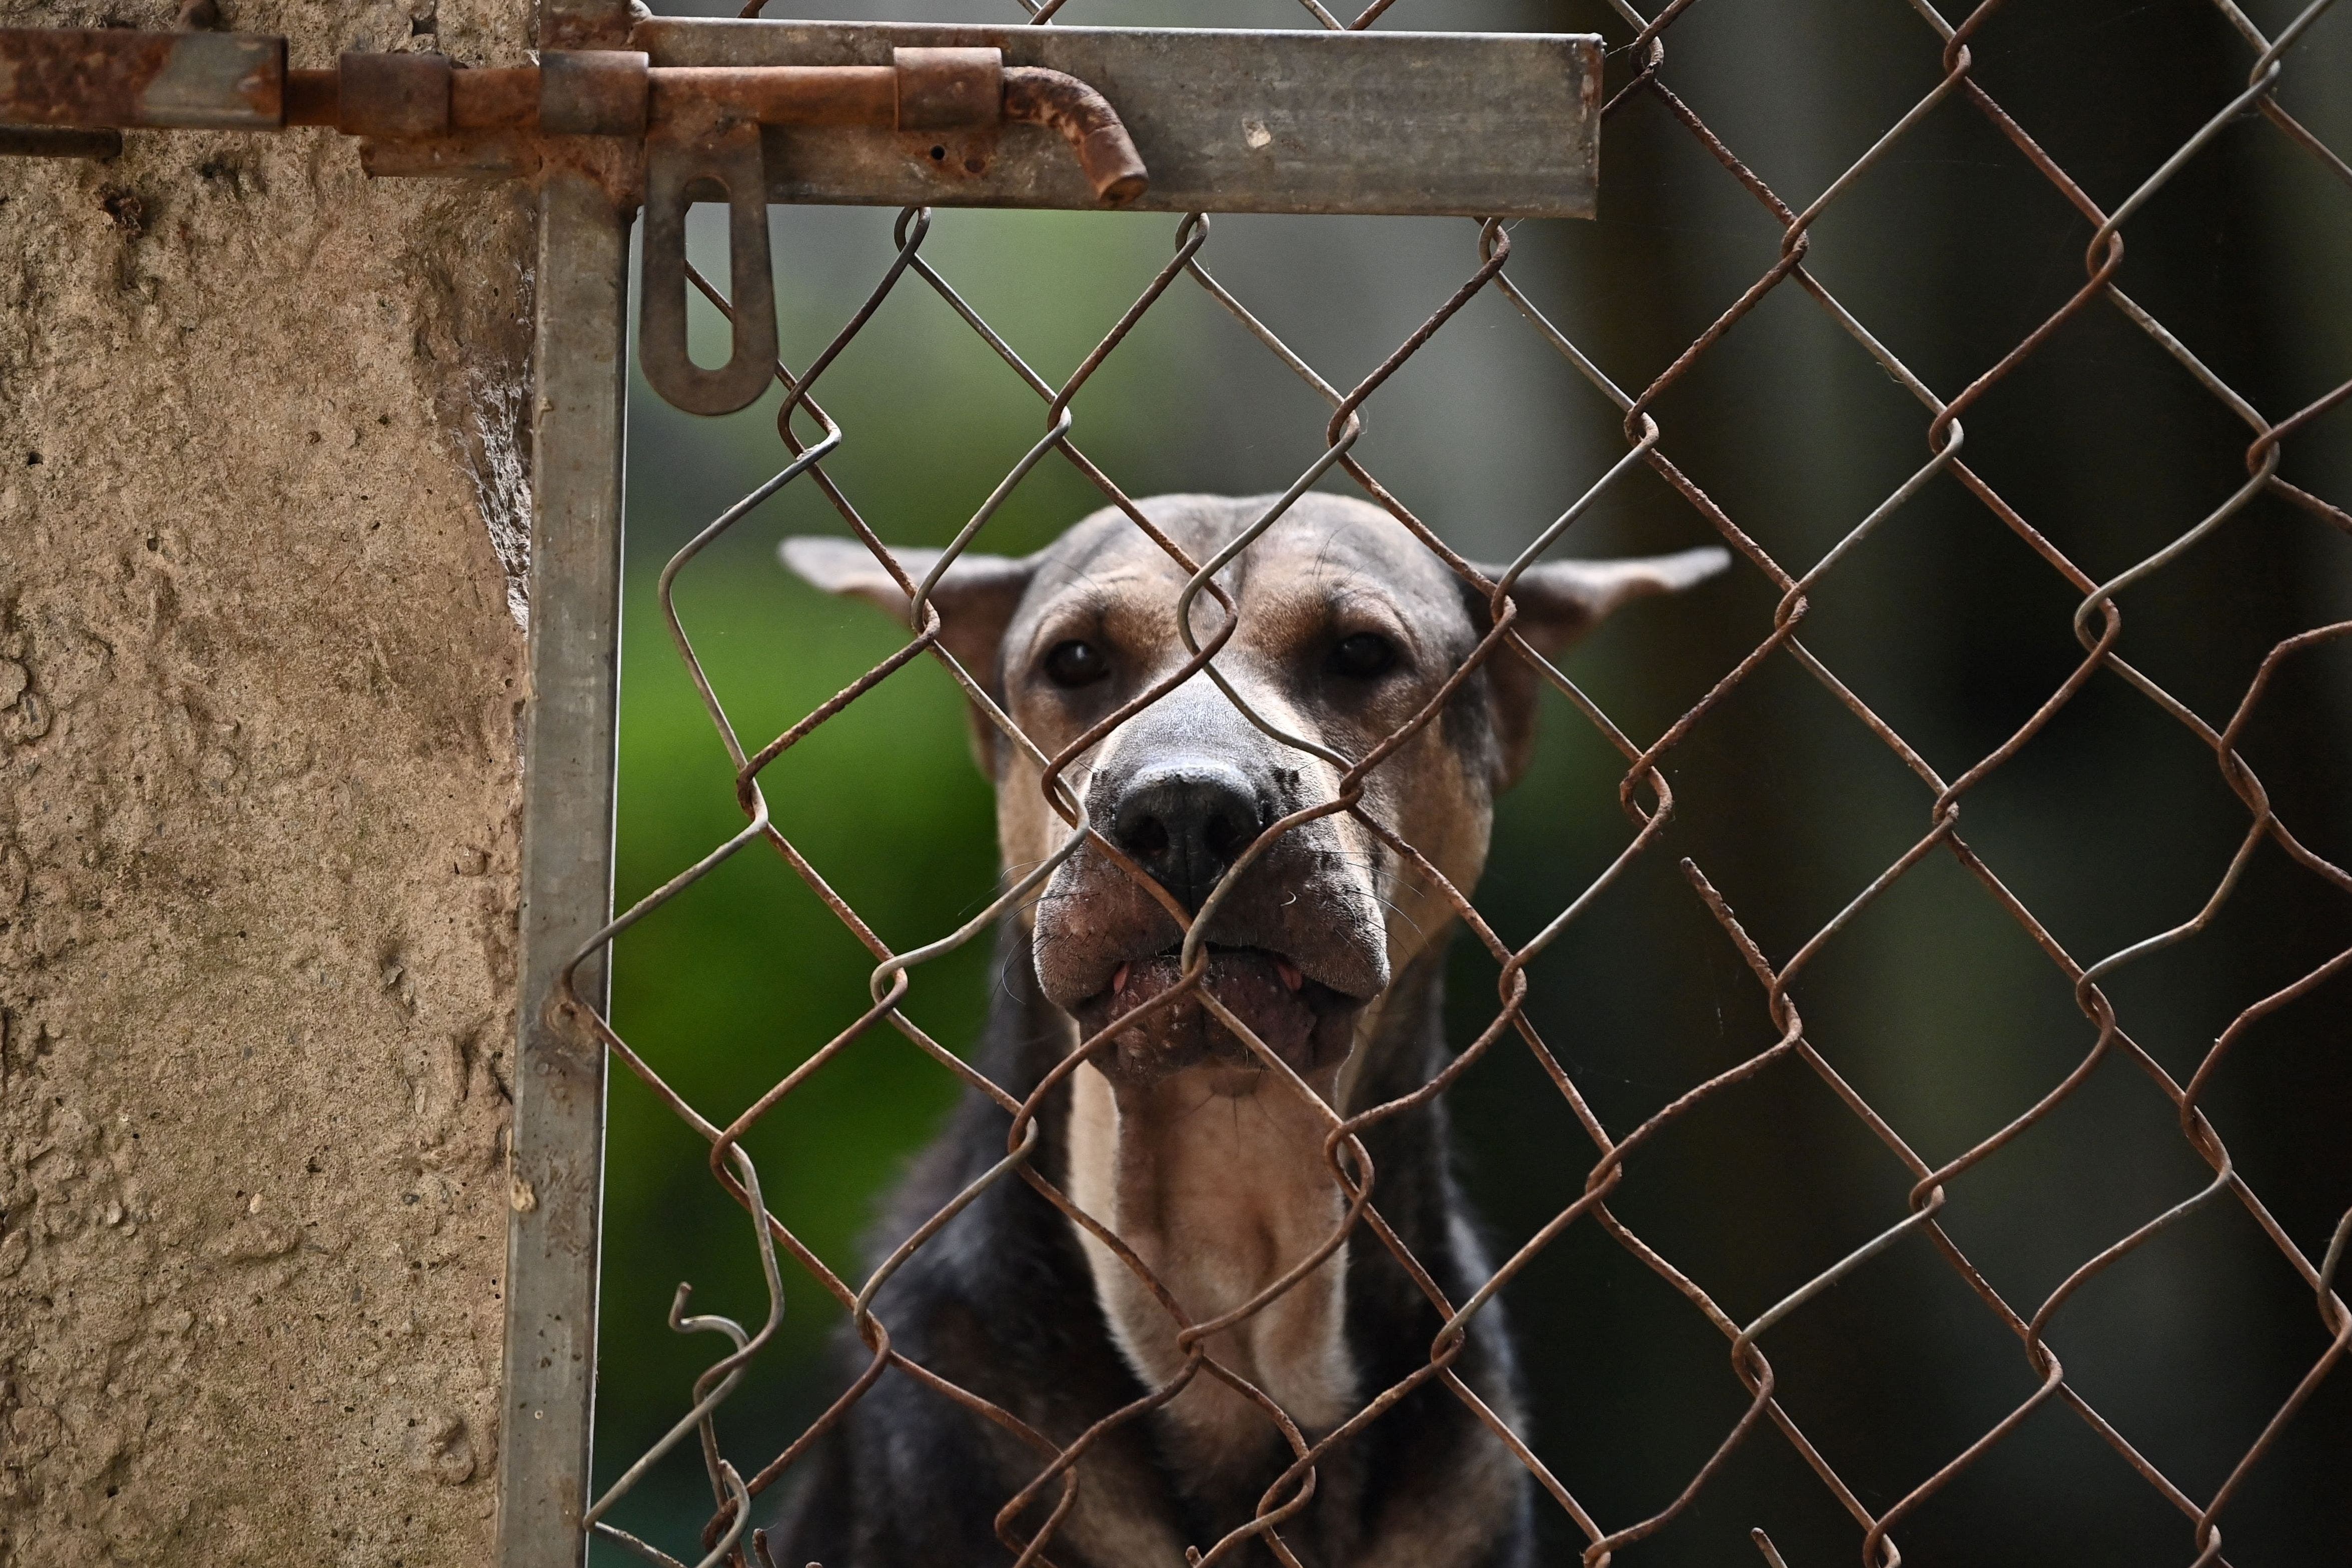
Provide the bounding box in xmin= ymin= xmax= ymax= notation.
xmin=0 ymin=2 xmax=531 ymax=1560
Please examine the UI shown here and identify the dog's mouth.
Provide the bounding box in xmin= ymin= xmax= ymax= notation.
xmin=1070 ymin=944 xmax=1368 ymax=1086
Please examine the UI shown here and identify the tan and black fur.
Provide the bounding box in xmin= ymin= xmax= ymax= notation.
xmin=773 ymin=493 xmax=1726 ymax=1566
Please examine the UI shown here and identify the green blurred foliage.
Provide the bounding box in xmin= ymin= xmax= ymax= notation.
xmin=598 ymin=552 xmax=992 ymax=1485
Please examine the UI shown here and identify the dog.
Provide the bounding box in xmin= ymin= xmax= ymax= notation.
xmin=771 ymin=492 xmax=1725 ymax=1566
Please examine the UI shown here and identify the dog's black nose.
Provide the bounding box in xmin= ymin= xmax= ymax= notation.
xmin=1110 ymin=761 xmax=1264 ymax=912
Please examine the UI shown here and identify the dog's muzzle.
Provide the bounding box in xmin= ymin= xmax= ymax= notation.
xmin=1073 ymin=946 xmax=1362 ymax=1085
xmin=1038 ymin=743 xmax=1384 ymax=1087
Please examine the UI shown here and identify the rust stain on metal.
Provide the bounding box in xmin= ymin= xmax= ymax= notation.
xmin=536 ymin=49 xmax=643 ymax=137
xmin=632 ymin=20 xmax=1601 ymax=219
xmin=892 ymin=45 xmax=1000 ymax=133
xmin=0 ymin=26 xmax=1150 ymax=216
xmin=646 ymin=63 xmax=893 ymax=128
xmin=638 ymin=109 xmax=775 ymax=416
xmin=360 ymin=129 xmax=537 ymax=181
xmin=334 ymin=50 xmax=449 ymax=140
xmin=281 ymin=67 xmax=336 ymax=127
xmin=0 ymin=28 xmax=282 ymax=130
xmin=1002 ymin=64 xmax=1145 ymax=205
xmin=452 ymin=65 xmax=541 ymax=132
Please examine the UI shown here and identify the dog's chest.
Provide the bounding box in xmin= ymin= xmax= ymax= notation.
xmin=1065 ymin=1060 xmax=1359 ymax=1478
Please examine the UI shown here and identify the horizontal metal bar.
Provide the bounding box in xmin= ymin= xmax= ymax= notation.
xmin=2 ymin=31 xmax=1147 ymax=206
xmin=634 ymin=19 xmax=1602 ymax=220
xmin=0 ymin=123 xmax=120 ymax=157
xmin=0 ymin=28 xmax=283 ymax=130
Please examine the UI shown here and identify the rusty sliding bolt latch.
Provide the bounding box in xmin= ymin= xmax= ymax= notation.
xmin=0 ymin=28 xmax=1150 ymax=416
xmin=0 ymin=31 xmax=1147 ymax=202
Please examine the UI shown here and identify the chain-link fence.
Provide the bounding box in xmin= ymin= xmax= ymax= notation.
xmin=567 ymin=0 xmax=2351 ymax=1562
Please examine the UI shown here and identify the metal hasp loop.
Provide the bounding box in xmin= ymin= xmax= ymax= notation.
xmin=639 ymin=109 xmax=778 ymax=417
xmin=630 ymin=44 xmax=1148 ymax=417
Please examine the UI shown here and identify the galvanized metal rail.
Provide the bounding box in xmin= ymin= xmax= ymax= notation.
xmin=636 ymin=19 xmax=1604 ymax=219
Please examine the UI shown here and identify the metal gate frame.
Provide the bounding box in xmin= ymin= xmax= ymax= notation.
xmin=494 ymin=3 xmax=1610 ymax=1559
xmin=499 ymin=44 xmax=630 ymax=1562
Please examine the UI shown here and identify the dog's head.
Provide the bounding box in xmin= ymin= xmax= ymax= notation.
xmin=787 ymin=493 xmax=1724 ymax=1093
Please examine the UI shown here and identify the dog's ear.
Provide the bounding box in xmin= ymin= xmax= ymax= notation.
xmin=1477 ymin=545 xmax=1731 ymax=789
xmin=781 ymin=536 xmax=1036 ymax=684
xmin=782 ymin=537 xmax=1038 ymax=772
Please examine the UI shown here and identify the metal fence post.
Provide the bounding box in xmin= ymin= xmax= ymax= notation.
xmin=496 ymin=165 xmax=631 ymax=1568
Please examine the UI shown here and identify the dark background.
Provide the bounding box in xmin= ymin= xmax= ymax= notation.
xmin=588 ymin=1 xmax=2352 ymax=1561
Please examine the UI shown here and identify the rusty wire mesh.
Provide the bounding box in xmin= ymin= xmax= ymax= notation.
xmin=567 ymin=0 xmax=2352 ymax=1562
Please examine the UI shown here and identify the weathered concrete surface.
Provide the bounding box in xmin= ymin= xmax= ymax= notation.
xmin=0 ymin=1 xmax=533 ymax=1562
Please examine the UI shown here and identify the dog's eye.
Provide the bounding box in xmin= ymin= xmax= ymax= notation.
xmin=1043 ymin=639 xmax=1110 ymax=688
xmin=1327 ymin=632 xmax=1397 ymax=680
